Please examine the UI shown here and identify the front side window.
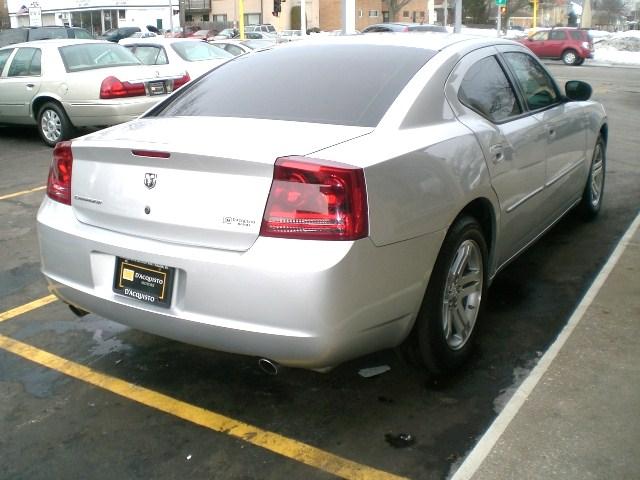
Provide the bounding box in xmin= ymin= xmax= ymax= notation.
xmin=8 ymin=48 xmax=41 ymax=77
xmin=530 ymin=31 xmax=549 ymax=41
xmin=72 ymin=29 xmax=94 ymax=39
xmin=503 ymin=52 xmax=559 ymax=110
xmin=59 ymin=43 xmax=140 ymax=72
xmin=458 ymin=55 xmax=521 ymax=123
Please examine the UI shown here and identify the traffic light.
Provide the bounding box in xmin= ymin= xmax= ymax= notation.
xmin=500 ymin=6 xmax=507 ymax=14
xmin=273 ymin=0 xmax=281 ymax=17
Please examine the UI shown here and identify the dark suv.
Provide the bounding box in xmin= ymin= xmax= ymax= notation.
xmin=0 ymin=26 xmax=93 ymax=48
xmin=518 ymin=28 xmax=593 ymax=65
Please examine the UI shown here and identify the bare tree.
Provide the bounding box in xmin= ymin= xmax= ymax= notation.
xmin=387 ymin=0 xmax=413 ymax=22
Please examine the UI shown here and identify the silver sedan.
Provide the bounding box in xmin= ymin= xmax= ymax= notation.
xmin=37 ymin=35 xmax=607 ymax=375
xmin=0 ymin=39 xmax=188 ymax=146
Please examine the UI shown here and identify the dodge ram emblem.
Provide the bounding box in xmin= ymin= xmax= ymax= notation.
xmin=144 ymin=173 xmax=157 ymax=189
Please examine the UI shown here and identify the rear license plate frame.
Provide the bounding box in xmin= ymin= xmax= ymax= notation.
xmin=113 ymin=257 xmax=174 ymax=308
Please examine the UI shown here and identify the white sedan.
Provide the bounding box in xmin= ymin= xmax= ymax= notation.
xmin=0 ymin=39 xmax=188 ymax=146
xmin=119 ymin=37 xmax=233 ymax=80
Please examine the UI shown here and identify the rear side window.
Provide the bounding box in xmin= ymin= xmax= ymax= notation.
xmin=30 ymin=27 xmax=68 ymax=40
xmin=549 ymin=30 xmax=567 ymax=40
xmin=8 ymin=48 xmax=41 ymax=76
xmin=459 ymin=55 xmax=521 ymax=123
xmin=503 ymin=52 xmax=559 ymax=110
xmin=171 ymin=41 xmax=233 ymax=61
xmin=570 ymin=31 xmax=585 ymax=40
xmin=152 ymin=44 xmax=434 ymax=127
xmin=59 ymin=43 xmax=140 ymax=72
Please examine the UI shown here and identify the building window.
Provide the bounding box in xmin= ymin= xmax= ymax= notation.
xmin=244 ymin=13 xmax=261 ymax=25
xmin=403 ymin=11 xmax=409 ymax=18
xmin=358 ymin=10 xmax=363 ymax=18
xmin=185 ymin=14 xmax=193 ymax=21
xmin=368 ymin=10 xmax=379 ymax=17
xmin=118 ymin=9 xmax=125 ymax=20
xmin=419 ymin=11 xmax=425 ymax=18
xmin=202 ymin=14 xmax=209 ymax=21
xmin=212 ymin=14 xmax=227 ymax=23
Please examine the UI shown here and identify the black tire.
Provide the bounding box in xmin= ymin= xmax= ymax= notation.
xmin=578 ymin=136 xmax=606 ymax=220
xmin=574 ymin=57 xmax=585 ymax=66
xmin=404 ymin=215 xmax=488 ymax=376
xmin=562 ymin=49 xmax=579 ymax=65
xmin=37 ymin=102 xmax=75 ymax=147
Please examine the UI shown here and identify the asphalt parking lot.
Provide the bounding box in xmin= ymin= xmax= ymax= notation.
xmin=1 ymin=64 xmax=639 ymax=480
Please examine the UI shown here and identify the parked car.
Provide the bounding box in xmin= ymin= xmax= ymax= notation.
xmin=0 ymin=26 xmax=93 ymax=48
xmin=208 ymin=39 xmax=253 ymax=56
xmin=518 ymin=27 xmax=593 ymax=65
xmin=188 ymin=29 xmax=218 ymax=41
xmin=120 ymin=37 xmax=233 ymax=79
xmin=362 ymin=22 xmax=447 ymax=33
xmin=238 ymin=31 xmax=277 ymax=41
xmin=37 ymin=35 xmax=607 ymax=376
xmin=98 ymin=26 xmax=156 ymax=43
xmin=0 ymin=39 xmax=188 ymax=146
xmin=245 ymin=24 xmax=277 ymax=35
xmin=278 ymin=30 xmax=303 ymax=43
xmin=213 ymin=28 xmax=239 ymax=40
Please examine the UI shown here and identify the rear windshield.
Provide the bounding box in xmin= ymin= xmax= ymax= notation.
xmin=30 ymin=27 xmax=68 ymax=41
xmin=151 ymin=44 xmax=433 ymax=127
xmin=0 ymin=29 xmax=28 ymax=48
xmin=171 ymin=41 xmax=234 ymax=61
xmin=59 ymin=43 xmax=141 ymax=72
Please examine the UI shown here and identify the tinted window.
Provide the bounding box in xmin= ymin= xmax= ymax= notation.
xmin=504 ymin=52 xmax=559 ymax=110
xmin=224 ymin=44 xmax=244 ymax=56
xmin=72 ymin=29 xmax=94 ymax=39
xmin=152 ymin=44 xmax=433 ymax=127
xmin=30 ymin=27 xmax=68 ymax=40
xmin=59 ymin=43 xmax=140 ymax=72
xmin=8 ymin=48 xmax=40 ymax=76
xmin=570 ymin=30 xmax=585 ymax=40
xmin=549 ymin=30 xmax=567 ymax=40
xmin=171 ymin=42 xmax=233 ymax=61
xmin=459 ymin=56 xmax=521 ymax=123
xmin=0 ymin=49 xmax=13 ymax=74
xmin=0 ymin=29 xmax=28 ymax=47
xmin=126 ymin=45 xmax=169 ymax=65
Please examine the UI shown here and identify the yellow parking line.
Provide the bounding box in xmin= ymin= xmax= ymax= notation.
xmin=0 ymin=185 xmax=46 ymax=201
xmin=0 ymin=301 xmax=406 ymax=480
xmin=0 ymin=295 xmax=57 ymax=323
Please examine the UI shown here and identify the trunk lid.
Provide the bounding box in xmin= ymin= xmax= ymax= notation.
xmin=70 ymin=117 xmax=372 ymax=251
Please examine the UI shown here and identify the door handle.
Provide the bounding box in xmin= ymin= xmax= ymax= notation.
xmin=25 ymin=83 xmax=35 ymax=89
xmin=547 ymin=127 xmax=556 ymax=139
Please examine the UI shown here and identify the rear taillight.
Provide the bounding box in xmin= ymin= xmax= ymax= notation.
xmin=260 ymin=156 xmax=368 ymax=241
xmin=47 ymin=141 xmax=73 ymax=205
xmin=173 ymin=72 xmax=191 ymax=89
xmin=100 ymin=76 xmax=146 ymax=99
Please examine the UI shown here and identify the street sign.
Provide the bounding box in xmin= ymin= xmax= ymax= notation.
xmin=496 ymin=0 xmax=506 ymax=5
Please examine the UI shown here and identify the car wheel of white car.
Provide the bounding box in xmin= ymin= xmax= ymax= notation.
xmin=562 ymin=49 xmax=579 ymax=65
xmin=38 ymin=102 xmax=75 ymax=147
xmin=409 ymin=215 xmax=488 ymax=376
xmin=578 ymin=136 xmax=606 ymax=220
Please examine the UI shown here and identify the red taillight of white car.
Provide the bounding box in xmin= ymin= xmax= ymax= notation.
xmin=260 ymin=156 xmax=368 ymax=241
xmin=100 ymin=76 xmax=146 ymax=99
xmin=173 ymin=72 xmax=191 ymax=89
xmin=46 ymin=141 xmax=73 ymax=205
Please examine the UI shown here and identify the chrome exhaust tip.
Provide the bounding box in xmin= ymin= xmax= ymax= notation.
xmin=257 ymin=358 xmax=280 ymax=376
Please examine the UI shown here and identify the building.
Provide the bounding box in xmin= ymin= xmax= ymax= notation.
xmin=1 ymin=0 xmax=10 ymax=29
xmin=6 ymin=0 xmax=179 ymax=35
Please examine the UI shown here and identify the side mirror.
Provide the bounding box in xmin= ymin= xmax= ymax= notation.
xmin=565 ymin=80 xmax=592 ymax=101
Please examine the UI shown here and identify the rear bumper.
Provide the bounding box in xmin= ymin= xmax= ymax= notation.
xmin=63 ymin=96 xmax=168 ymax=127
xmin=37 ymin=197 xmax=445 ymax=369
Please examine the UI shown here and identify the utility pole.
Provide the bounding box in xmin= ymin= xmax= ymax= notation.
xmin=453 ymin=0 xmax=461 ymax=32
xmin=342 ymin=0 xmax=355 ymax=34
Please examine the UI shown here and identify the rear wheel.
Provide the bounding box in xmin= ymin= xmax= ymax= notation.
xmin=407 ymin=216 xmax=488 ymax=376
xmin=37 ymin=102 xmax=75 ymax=147
xmin=574 ymin=57 xmax=585 ymax=66
xmin=578 ymin=136 xmax=606 ymax=220
xmin=562 ymin=49 xmax=579 ymax=65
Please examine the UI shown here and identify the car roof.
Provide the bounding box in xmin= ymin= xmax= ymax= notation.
xmin=0 ymin=38 xmax=111 ymax=49
xmin=119 ymin=37 xmax=208 ymax=46
xmin=307 ymin=32 xmax=518 ymax=53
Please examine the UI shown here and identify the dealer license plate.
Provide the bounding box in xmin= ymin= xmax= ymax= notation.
xmin=113 ymin=258 xmax=174 ymax=308
xmin=148 ymin=81 xmax=166 ymax=96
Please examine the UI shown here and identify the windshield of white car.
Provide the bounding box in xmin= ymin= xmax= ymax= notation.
xmin=171 ymin=41 xmax=234 ymax=61
xmin=59 ymin=43 xmax=141 ymax=72
xmin=150 ymin=44 xmax=434 ymax=127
